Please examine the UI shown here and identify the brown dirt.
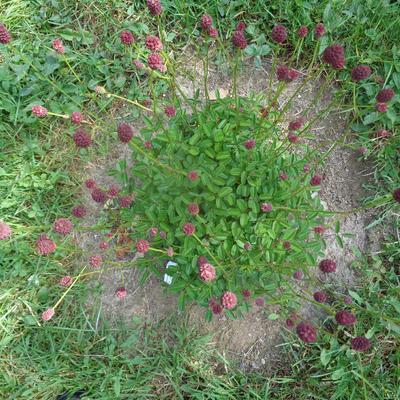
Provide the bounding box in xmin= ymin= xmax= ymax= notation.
xmin=76 ymin=56 xmax=380 ymax=372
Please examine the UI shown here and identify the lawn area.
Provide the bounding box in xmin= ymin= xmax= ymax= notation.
xmin=0 ymin=1 xmax=399 ymax=399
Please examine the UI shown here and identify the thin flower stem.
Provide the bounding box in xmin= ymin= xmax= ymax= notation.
xmin=105 ymin=91 xmax=153 ymax=112
xmin=232 ymin=49 xmax=240 ymax=105
xmin=192 ymin=234 xmax=221 ymax=268
xmin=203 ymin=40 xmax=210 ymax=101
xmin=53 ymin=266 xmax=86 ymax=310
xmin=63 ymin=55 xmax=84 ymax=85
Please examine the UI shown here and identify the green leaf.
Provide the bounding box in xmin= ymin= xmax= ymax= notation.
xmin=331 ymin=368 xmax=345 ymax=381
xmin=320 ymin=348 xmax=331 ymax=366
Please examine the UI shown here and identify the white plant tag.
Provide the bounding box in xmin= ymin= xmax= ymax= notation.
xmin=164 ymin=261 xmax=176 ymax=285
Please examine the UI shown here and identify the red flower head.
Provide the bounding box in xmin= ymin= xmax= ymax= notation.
xmin=165 ymin=105 xmax=176 ymax=117
xmin=147 ymin=0 xmax=162 ymax=16
xmin=319 ymin=259 xmax=336 ymax=273
xmin=232 ymin=30 xmax=247 ymax=49
xmin=119 ymin=195 xmax=133 ymax=208
xmin=71 ymin=111 xmax=84 ymax=125
xmin=107 ymin=185 xmax=120 ymax=199
xmin=89 ymin=254 xmax=102 ymax=268
xmin=32 ymin=105 xmax=48 ymax=118
xmin=310 ymin=175 xmax=322 ymax=186
xmin=120 ymin=30 xmax=134 ymax=45
xmin=286 ymin=318 xmax=295 ymax=328
xmin=148 ymin=227 xmax=158 ymax=238
xmin=260 ymin=203 xmax=273 ymax=212
xmin=276 ymin=65 xmax=299 ymax=82
xmin=91 ymin=188 xmax=108 ymax=203
xmin=84 ymin=179 xmax=96 ymax=189
xmin=296 ymin=322 xmax=317 ymax=343
xmin=283 ymin=240 xmax=291 ymax=249
xmin=60 ymin=276 xmax=73 ymax=287
xmin=143 ymin=99 xmax=152 ymax=108
xmin=144 ymin=140 xmax=152 ymax=149
xmin=148 ymin=53 xmax=166 ymax=72
xmin=0 ymin=24 xmax=12 ymax=44
xmin=288 ymin=133 xmax=299 ymax=143
xmin=73 ymin=128 xmax=92 ymax=148
xmin=159 ymin=231 xmax=167 ymax=239
xmin=314 ymin=23 xmax=325 ymax=38
xmin=351 ymin=336 xmax=371 ymax=352
xmin=197 ymin=256 xmax=208 ymax=266
xmin=314 ymin=225 xmax=325 ymax=234
xmin=375 ymin=102 xmax=388 ymax=112
xmin=53 ymin=218 xmax=73 ymax=235
xmin=297 ymin=26 xmax=308 ymax=38
xmin=323 ymin=44 xmax=345 ymax=69
xmin=52 ymin=39 xmax=65 ymax=54
xmin=254 ymin=297 xmax=265 ymax=307
xmin=221 ymin=291 xmax=237 ymax=309
xmin=244 ymin=242 xmax=252 ymax=250
xmin=375 ymin=129 xmax=390 ymax=138
xmin=344 ymin=295 xmax=352 ymax=305
xmin=136 ymin=239 xmax=150 ymax=254
xmin=0 ymin=221 xmax=11 ymax=240
xmin=183 ymin=222 xmax=195 ymax=236
xmin=289 ymin=117 xmax=305 ymax=131
xmin=37 ymin=235 xmax=56 ymax=255
xmin=115 ymin=287 xmax=127 ymax=298
xmin=376 ymin=88 xmax=394 ymax=102
xmin=187 ymin=171 xmax=199 ymax=181
xmin=279 ymin=171 xmax=288 ymax=181
xmin=208 ymin=27 xmax=218 ymax=38
xmin=201 ymin=14 xmax=213 ymax=30
xmin=145 ymin=35 xmax=163 ymax=52
xmin=313 ymin=291 xmax=327 ymax=303
xmin=133 ymin=60 xmax=144 ymax=69
xmin=303 ymin=164 xmax=310 ymax=172
xmin=272 ymin=25 xmax=287 ymax=43
xmin=236 ymin=22 xmax=246 ymax=31
xmin=242 ymin=289 xmax=251 ymax=299
xmin=41 ymin=308 xmax=55 ymax=321
xmin=99 ymin=241 xmax=109 ymax=250
xmin=351 ymin=65 xmax=371 ymax=81
xmin=393 ymin=188 xmax=400 ymax=203
xmin=199 ymin=262 xmax=216 ymax=282
xmin=211 ymin=304 xmax=223 ymax=315
xmin=166 ymin=247 xmax=174 ymax=257
xmin=335 ymin=310 xmax=357 ymax=325
xmin=72 ymin=205 xmax=87 ymax=218
xmin=117 ymin=122 xmax=134 ymax=143
xmin=293 ymin=270 xmax=303 ymax=280
xmin=188 ymin=203 xmax=199 ymax=215
xmin=245 ymin=139 xmax=256 ymax=149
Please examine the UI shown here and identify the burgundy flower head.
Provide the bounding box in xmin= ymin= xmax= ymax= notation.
xmin=148 ymin=53 xmax=166 ymax=72
xmin=319 ymin=259 xmax=336 ymax=273
xmin=208 ymin=27 xmax=218 ymax=38
xmin=198 ymin=256 xmax=208 ymax=266
xmin=276 ymin=65 xmax=299 ymax=82
xmin=59 ymin=276 xmax=73 ymax=287
xmin=375 ymin=102 xmax=388 ymax=113
xmin=133 ymin=60 xmax=144 ymax=69
xmin=147 ymin=0 xmax=162 ymax=16
xmin=245 ymin=139 xmax=256 ymax=149
xmin=165 ymin=105 xmax=176 ymax=117
xmin=188 ymin=203 xmax=199 ymax=215
xmin=85 ymin=179 xmax=96 ymax=189
xmin=297 ymin=26 xmax=308 ymax=38
xmin=117 ymin=122 xmax=134 ymax=143
xmin=376 ymin=88 xmax=394 ymax=102
xmin=242 ymin=289 xmax=251 ymax=299
xmin=199 ymin=263 xmax=216 ymax=282
xmin=42 ymin=308 xmax=55 ymax=321
xmin=53 ymin=218 xmax=73 ymax=235
xmin=32 ymin=105 xmax=48 ymax=118
xmin=296 ymin=322 xmax=317 ymax=343
xmin=303 ymin=164 xmax=310 ymax=172
xmin=288 ymin=133 xmax=299 ymax=143
xmin=72 ymin=205 xmax=87 ymax=218
xmin=144 ymin=140 xmax=152 ymax=149
xmin=120 ymin=30 xmax=134 ymax=45
xmin=236 ymin=22 xmax=246 ymax=31
xmin=37 ymin=235 xmax=56 ymax=255
xmin=232 ymin=30 xmax=247 ymax=49
xmin=52 ymin=39 xmax=65 ymax=54
xmin=119 ymin=195 xmax=133 ymax=208
xmin=335 ymin=310 xmax=356 ymax=325
xmin=314 ymin=23 xmax=325 ymax=38
xmin=244 ymin=242 xmax=252 ymax=250
xmin=89 ymin=254 xmax=102 ymax=268
xmin=375 ymin=129 xmax=390 ymax=139
xmin=271 ymin=25 xmax=287 ymax=44
xmin=293 ymin=270 xmax=303 ymax=280
xmin=91 ymin=188 xmax=108 ymax=203
xmin=73 ymin=128 xmax=92 ymax=148
xmin=201 ymin=14 xmax=213 ymax=30
xmin=286 ymin=318 xmax=295 ymax=328
xmin=344 ymin=295 xmax=353 ymax=305
xmin=187 ymin=171 xmax=199 ymax=181
xmin=145 ymin=35 xmax=163 ymax=52
xmin=99 ymin=241 xmax=109 ymax=250
xmin=221 ymin=291 xmax=237 ymax=309
xmin=283 ymin=240 xmax=291 ymax=249
xmin=393 ymin=188 xmax=400 ymax=203
xmin=279 ymin=171 xmax=288 ymax=181
xmin=323 ymin=44 xmax=345 ymax=69
xmin=314 ymin=225 xmax=325 ymax=234
xmin=107 ymin=185 xmax=120 ymax=198
xmin=136 ymin=239 xmax=150 ymax=253
xmin=351 ymin=65 xmax=371 ymax=81
xmin=0 ymin=24 xmax=12 ymax=44
xmin=289 ymin=117 xmax=305 ymax=131
xmin=310 ymin=175 xmax=322 ymax=186
xmin=211 ymin=304 xmax=223 ymax=315
xmin=261 ymin=203 xmax=273 ymax=212
xmin=166 ymin=247 xmax=174 ymax=257
xmin=183 ymin=222 xmax=195 ymax=236
xmin=71 ymin=111 xmax=84 ymax=124
xmin=313 ymin=291 xmax=328 ymax=303
xmin=116 ymin=287 xmax=127 ymax=299
xmin=351 ymin=336 xmax=371 ymax=352
xmin=254 ymin=297 xmax=265 ymax=307
xmin=0 ymin=221 xmax=11 ymax=240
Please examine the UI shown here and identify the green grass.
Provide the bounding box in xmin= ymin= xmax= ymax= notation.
xmin=0 ymin=0 xmax=399 ymax=399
